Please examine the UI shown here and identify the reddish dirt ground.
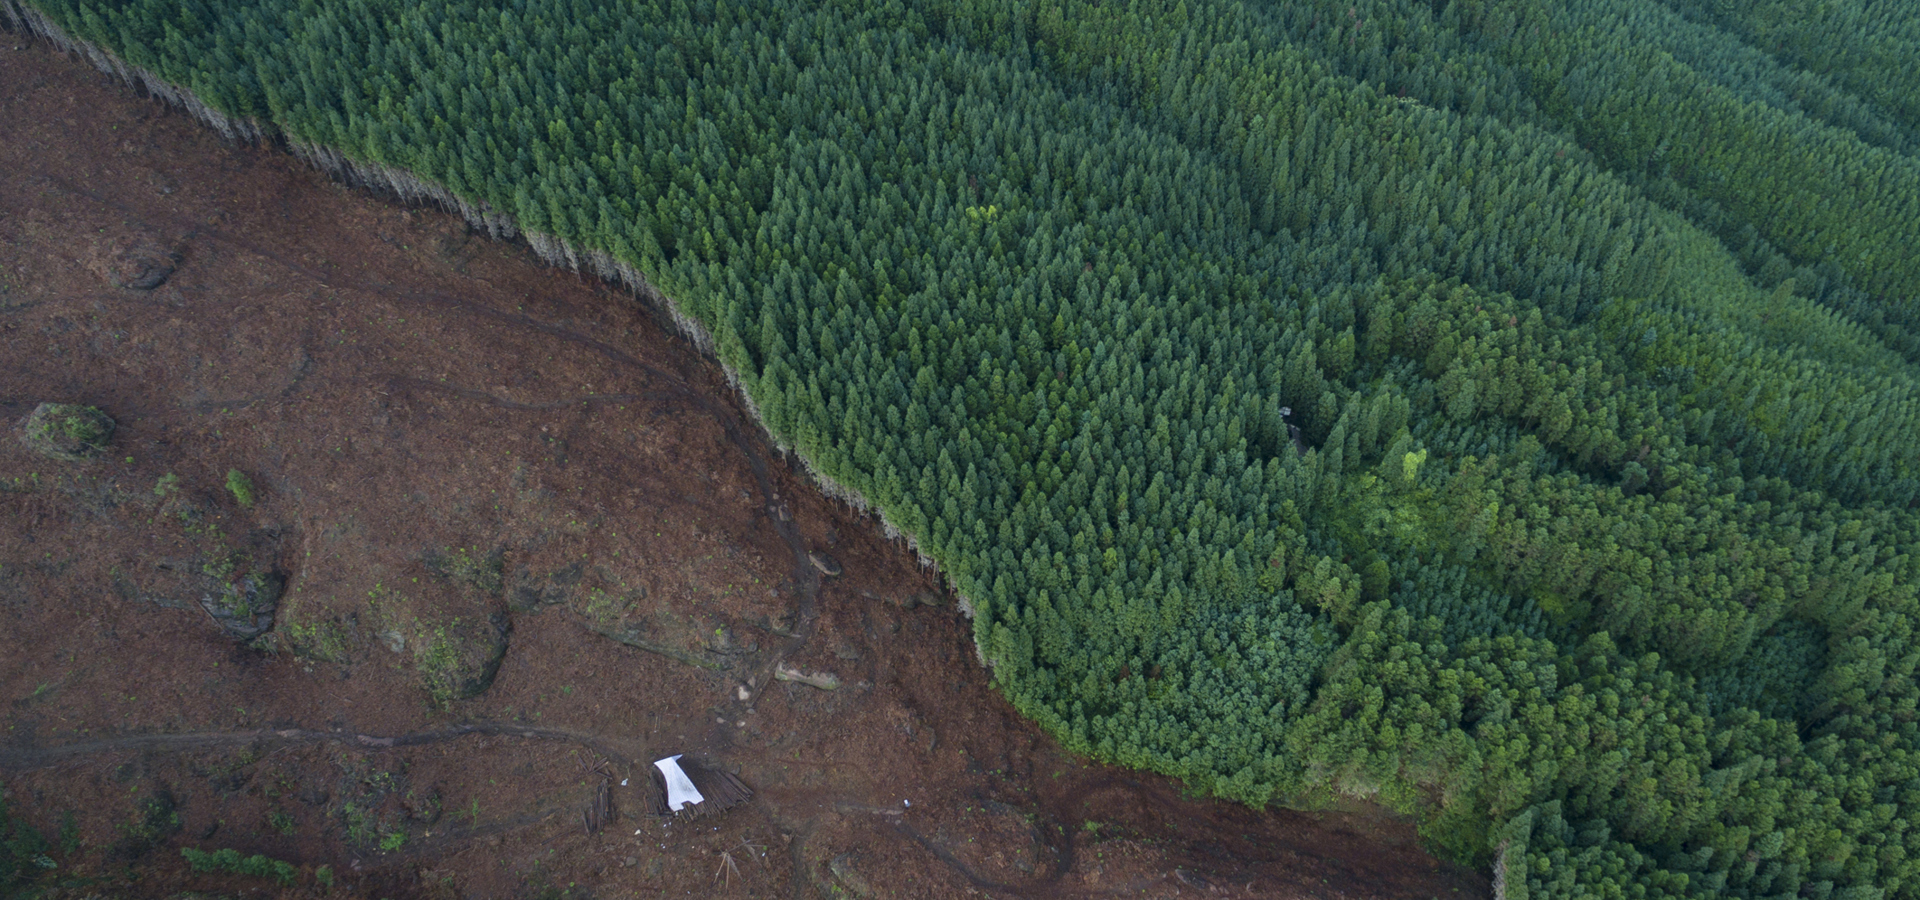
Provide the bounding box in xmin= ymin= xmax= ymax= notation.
xmin=0 ymin=33 xmax=1489 ymax=900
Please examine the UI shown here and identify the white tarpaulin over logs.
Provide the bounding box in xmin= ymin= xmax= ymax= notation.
xmin=652 ymin=755 xmax=705 ymax=812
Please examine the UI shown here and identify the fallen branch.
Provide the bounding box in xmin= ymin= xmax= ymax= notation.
xmin=773 ymin=666 xmax=840 ymax=690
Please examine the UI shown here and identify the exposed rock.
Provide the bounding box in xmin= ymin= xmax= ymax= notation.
xmin=808 ymin=550 xmax=842 ymax=577
xmin=404 ymin=789 xmax=443 ymax=824
xmin=426 ymin=545 xmax=505 ymax=595
xmin=828 ymin=852 xmax=875 ymax=897
xmin=413 ymin=611 xmax=512 ymax=705
xmin=592 ymin=621 xmax=731 ymax=670
xmin=508 ymin=561 xmax=583 ymax=611
xmin=197 ymin=571 xmax=284 ymax=640
xmin=707 ymin=622 xmax=755 ymax=654
xmin=92 ymin=234 xmax=178 ymax=289
xmin=18 ymin=402 xmax=114 ymax=461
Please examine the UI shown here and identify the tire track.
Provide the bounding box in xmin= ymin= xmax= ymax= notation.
xmin=0 ymin=721 xmax=631 ymax=773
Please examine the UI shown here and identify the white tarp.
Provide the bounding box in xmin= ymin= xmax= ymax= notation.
xmin=653 ymin=755 xmax=705 ymax=811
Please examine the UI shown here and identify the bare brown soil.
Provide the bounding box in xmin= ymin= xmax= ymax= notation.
xmin=0 ymin=34 xmax=1488 ymax=900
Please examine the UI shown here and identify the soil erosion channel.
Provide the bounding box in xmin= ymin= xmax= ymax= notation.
xmin=0 ymin=37 xmax=1486 ymax=899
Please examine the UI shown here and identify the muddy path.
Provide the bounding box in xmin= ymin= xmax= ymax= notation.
xmin=0 ymin=34 xmax=1486 ymax=899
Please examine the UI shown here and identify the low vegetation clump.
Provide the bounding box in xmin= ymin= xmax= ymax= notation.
xmin=113 ymin=791 xmax=180 ymax=860
xmin=9 ymin=0 xmax=1917 ymax=895
xmin=18 ymin=403 xmax=113 ymax=461
xmin=280 ymin=618 xmax=352 ymax=664
xmin=224 ymin=468 xmax=256 ymax=507
xmin=366 ymin=585 xmax=510 ymax=708
xmin=425 ymin=546 xmax=504 ymax=596
xmin=179 ymin=847 xmax=297 ymax=886
xmin=1 ymin=787 xmax=57 ymax=893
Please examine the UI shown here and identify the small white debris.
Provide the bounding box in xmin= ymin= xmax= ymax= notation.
xmin=903 ymin=799 xmax=911 ymax=807
xmin=620 ymin=778 xmax=629 ymax=787
xmin=737 ymin=685 xmax=751 ymax=701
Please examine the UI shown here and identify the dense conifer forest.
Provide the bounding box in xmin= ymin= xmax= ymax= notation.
xmin=5 ymin=0 xmax=1917 ymax=895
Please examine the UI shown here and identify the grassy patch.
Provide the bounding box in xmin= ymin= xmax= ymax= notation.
xmin=180 ymin=847 xmax=296 ymax=885
xmin=578 ymin=586 xmax=629 ymax=627
xmin=340 ymin=800 xmax=408 ymax=853
xmin=367 ymin=585 xmax=509 ymax=707
xmin=425 ymin=546 xmax=503 ymax=596
xmin=331 ymin=763 xmax=412 ymax=855
xmin=281 ymin=618 xmax=352 ymax=663
xmin=413 ymin=622 xmax=468 ymax=709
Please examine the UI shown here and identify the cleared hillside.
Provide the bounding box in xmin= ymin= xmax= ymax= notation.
xmin=7 ymin=0 xmax=1918 ymax=895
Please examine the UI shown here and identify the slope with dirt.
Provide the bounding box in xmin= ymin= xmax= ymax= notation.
xmin=0 ymin=36 xmax=1485 ymax=900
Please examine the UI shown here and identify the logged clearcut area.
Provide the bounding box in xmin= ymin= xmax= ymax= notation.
xmin=0 ymin=35 xmax=1482 ymax=899
xmin=6 ymin=0 xmax=1920 ymax=896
